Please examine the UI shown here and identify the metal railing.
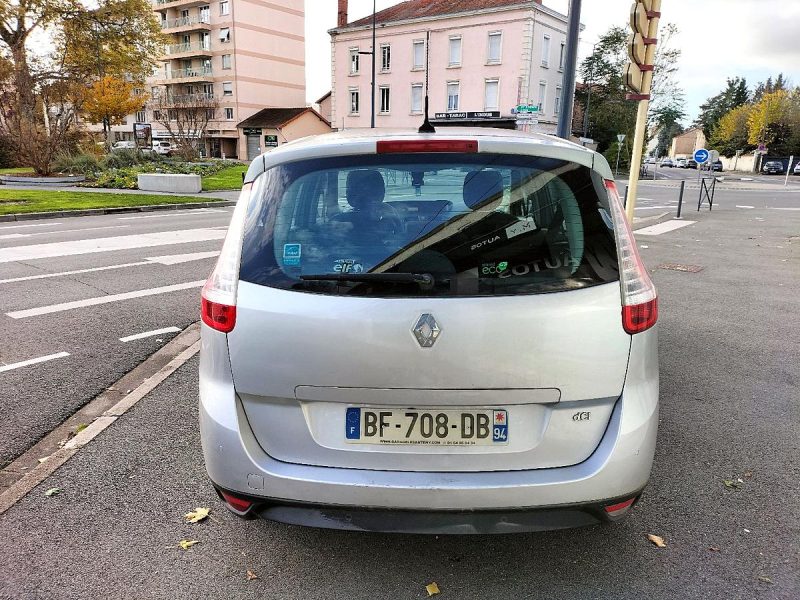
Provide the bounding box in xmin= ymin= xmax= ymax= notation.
xmin=165 ymin=41 xmax=211 ymax=55
xmin=165 ymin=67 xmax=213 ymax=80
xmin=161 ymin=16 xmax=210 ymax=29
xmin=152 ymin=93 xmax=215 ymax=106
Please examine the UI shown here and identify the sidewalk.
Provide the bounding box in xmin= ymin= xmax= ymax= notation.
xmin=0 ymin=183 xmax=241 ymax=201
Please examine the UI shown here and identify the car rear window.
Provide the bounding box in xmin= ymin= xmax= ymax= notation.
xmin=239 ymin=153 xmax=619 ymax=297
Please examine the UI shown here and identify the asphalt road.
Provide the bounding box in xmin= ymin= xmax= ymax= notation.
xmin=1 ymin=187 xmax=798 ymax=599
xmin=0 ymin=206 xmax=235 ymax=467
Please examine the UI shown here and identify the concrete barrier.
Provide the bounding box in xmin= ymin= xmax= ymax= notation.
xmin=137 ymin=173 xmax=202 ymax=194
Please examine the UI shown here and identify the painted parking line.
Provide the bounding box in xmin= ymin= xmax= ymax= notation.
xmin=6 ymin=280 xmax=205 ymax=319
xmin=0 ymin=352 xmax=70 ymax=374
xmin=120 ymin=326 xmax=182 ymax=342
xmin=635 ymin=220 xmax=697 ymax=236
xmin=0 ymin=251 xmax=218 ymax=284
xmin=736 ymin=205 xmax=755 ymax=209
xmin=0 ymin=228 xmax=226 ymax=264
xmin=0 ymin=222 xmax=63 ymax=230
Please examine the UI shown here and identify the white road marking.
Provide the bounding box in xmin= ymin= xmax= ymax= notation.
xmin=0 ymin=228 xmax=226 ymax=263
xmin=771 ymin=207 xmax=800 ymax=210
xmin=0 ymin=250 xmax=218 ymax=284
xmin=635 ymin=220 xmax=697 ymax=236
xmin=0 ymin=225 xmax=131 ymax=241
xmin=635 ymin=206 xmax=671 ymax=210
xmin=736 ymin=205 xmax=755 ymax=209
xmin=0 ymin=352 xmax=70 ymax=373
xmin=0 ymin=233 xmax=29 ymax=240
xmin=145 ymin=250 xmax=219 ymax=265
xmin=119 ymin=326 xmax=182 ymax=342
xmin=6 ymin=280 xmax=205 ymax=319
xmin=0 ymin=222 xmax=63 ymax=230
xmin=117 ymin=208 xmax=226 ymax=220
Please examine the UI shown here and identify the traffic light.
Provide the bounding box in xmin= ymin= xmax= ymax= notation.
xmin=623 ymin=0 xmax=661 ymax=99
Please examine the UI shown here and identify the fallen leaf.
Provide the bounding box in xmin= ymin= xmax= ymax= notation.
xmin=246 ymin=570 xmax=258 ymax=581
xmin=179 ymin=539 xmax=199 ymax=550
xmin=75 ymin=423 xmax=88 ymax=434
xmin=425 ymin=582 xmax=440 ymax=596
xmin=723 ymin=479 xmax=741 ymax=489
xmin=757 ymin=575 xmax=773 ymax=584
xmin=184 ymin=507 xmax=210 ymax=523
xmin=647 ymin=534 xmax=666 ymax=548
xmin=44 ymin=487 xmax=61 ymax=497
xmin=743 ymin=528 xmax=751 ymax=533
xmin=37 ymin=457 xmax=49 ymax=463
xmin=744 ymin=470 xmax=753 ymax=478
xmin=708 ymin=546 xmax=720 ymax=552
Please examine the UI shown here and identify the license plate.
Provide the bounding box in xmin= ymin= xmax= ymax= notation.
xmin=345 ymin=408 xmax=509 ymax=445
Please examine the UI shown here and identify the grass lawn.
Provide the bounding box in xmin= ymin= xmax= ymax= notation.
xmin=0 ymin=189 xmax=225 ymax=215
xmin=202 ymin=164 xmax=247 ymax=191
xmin=0 ymin=167 xmax=35 ymax=175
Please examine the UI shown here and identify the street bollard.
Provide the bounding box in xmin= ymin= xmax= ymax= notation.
xmin=676 ymin=180 xmax=685 ymax=219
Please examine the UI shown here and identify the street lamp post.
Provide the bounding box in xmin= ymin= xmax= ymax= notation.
xmin=357 ymin=0 xmax=377 ymax=128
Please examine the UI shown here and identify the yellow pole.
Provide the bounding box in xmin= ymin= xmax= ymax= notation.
xmin=625 ymin=0 xmax=661 ymax=223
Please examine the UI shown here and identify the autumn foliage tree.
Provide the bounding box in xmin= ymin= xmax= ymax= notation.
xmin=82 ymin=76 xmax=147 ymax=147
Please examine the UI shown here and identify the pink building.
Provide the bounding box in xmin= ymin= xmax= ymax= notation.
xmin=329 ymin=0 xmax=571 ymax=134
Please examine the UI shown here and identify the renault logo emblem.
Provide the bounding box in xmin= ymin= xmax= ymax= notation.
xmin=413 ymin=314 xmax=441 ymax=348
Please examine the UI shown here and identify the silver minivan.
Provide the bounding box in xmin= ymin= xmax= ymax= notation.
xmin=199 ymin=129 xmax=659 ymax=534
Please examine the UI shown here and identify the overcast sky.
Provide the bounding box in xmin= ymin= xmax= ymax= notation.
xmin=305 ymin=0 xmax=800 ymax=123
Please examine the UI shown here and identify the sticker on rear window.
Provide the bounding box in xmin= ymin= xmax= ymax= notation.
xmin=505 ymin=217 xmax=537 ymax=239
xmin=333 ymin=258 xmax=364 ymax=274
xmin=283 ymin=243 xmax=301 ymax=266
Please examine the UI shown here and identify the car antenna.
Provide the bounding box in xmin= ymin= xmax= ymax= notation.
xmin=418 ymin=30 xmax=435 ymax=134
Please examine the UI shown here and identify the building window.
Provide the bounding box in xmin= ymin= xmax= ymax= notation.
xmin=349 ymin=48 xmax=360 ymax=74
xmin=222 ymin=81 xmax=233 ymax=96
xmin=168 ymin=109 xmax=178 ymax=121
xmin=219 ymin=0 xmax=229 ymax=15
xmin=222 ymin=54 xmax=231 ymax=69
xmin=200 ymin=31 xmax=210 ymax=50
xmin=447 ymin=81 xmax=460 ymax=111
xmin=411 ymin=83 xmax=423 ymax=114
xmin=538 ymin=81 xmax=547 ymax=112
xmin=199 ymin=5 xmax=209 ymax=23
xmin=206 ymin=108 xmax=215 ymax=120
xmin=542 ymin=35 xmax=551 ymax=68
xmin=349 ymin=88 xmax=359 ymax=114
xmin=555 ymin=86 xmax=562 ymax=115
xmin=380 ymin=44 xmax=391 ymax=72
xmin=559 ymin=42 xmax=566 ymax=71
xmin=153 ymin=110 xmax=162 ymax=121
xmin=379 ymin=86 xmax=390 ymax=113
xmin=484 ymin=79 xmax=499 ymax=111
xmin=448 ymin=36 xmax=462 ymax=67
xmin=133 ymin=87 xmax=143 ymax=96
xmin=202 ymin=83 xmax=214 ymax=97
xmin=412 ymin=40 xmax=425 ymax=70
xmin=224 ymin=107 xmax=234 ymax=120
xmin=135 ymin=110 xmax=146 ymax=123
xmin=487 ymin=32 xmax=502 ymax=64
xmin=219 ymin=27 xmax=230 ymax=42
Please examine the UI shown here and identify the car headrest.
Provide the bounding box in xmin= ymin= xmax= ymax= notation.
xmin=463 ymin=170 xmax=503 ymax=209
xmin=346 ymin=169 xmax=385 ymax=210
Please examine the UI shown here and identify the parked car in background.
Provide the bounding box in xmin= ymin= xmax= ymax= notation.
xmin=111 ymin=141 xmax=136 ymax=151
xmin=199 ymin=129 xmax=660 ymax=534
xmin=762 ymin=161 xmax=784 ymax=175
xmin=645 ymin=157 xmax=656 ymax=165
xmin=675 ymin=158 xmax=687 ymax=168
xmin=686 ymin=159 xmax=698 ymax=169
xmin=712 ymin=159 xmax=723 ymax=172
xmin=152 ymin=141 xmax=174 ymax=156
xmin=660 ymin=158 xmax=674 ymax=168
xmin=794 ymin=162 xmax=800 ymax=175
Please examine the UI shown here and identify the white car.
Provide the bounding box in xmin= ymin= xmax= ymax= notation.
xmin=794 ymin=162 xmax=800 ymax=175
xmin=152 ymin=141 xmax=174 ymax=156
xmin=199 ymin=128 xmax=660 ymax=533
xmin=111 ymin=141 xmax=136 ymax=151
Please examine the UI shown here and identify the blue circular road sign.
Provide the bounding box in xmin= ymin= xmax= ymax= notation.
xmin=694 ymin=148 xmax=710 ymax=164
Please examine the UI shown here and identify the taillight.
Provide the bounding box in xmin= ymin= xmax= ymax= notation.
xmin=376 ymin=139 xmax=478 ymax=153
xmin=604 ymin=180 xmax=658 ymax=334
xmin=200 ymin=182 xmax=252 ymax=333
xmin=604 ymin=496 xmax=637 ymax=517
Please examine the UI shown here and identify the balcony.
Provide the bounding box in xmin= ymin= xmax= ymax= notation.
xmin=150 ymin=93 xmax=216 ymax=107
xmin=164 ymin=41 xmax=212 ymax=58
xmin=153 ymin=0 xmax=208 ymax=8
xmin=160 ymin=16 xmax=211 ymax=32
xmin=153 ymin=67 xmax=214 ymax=84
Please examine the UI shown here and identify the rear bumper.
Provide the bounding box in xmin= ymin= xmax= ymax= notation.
xmin=199 ymin=324 xmax=659 ymax=518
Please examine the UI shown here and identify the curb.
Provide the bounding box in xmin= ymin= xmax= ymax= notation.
xmin=0 ymin=200 xmax=236 ymax=222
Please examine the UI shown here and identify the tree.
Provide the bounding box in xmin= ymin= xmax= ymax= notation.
xmin=709 ymin=104 xmax=754 ymax=157
xmin=747 ymin=89 xmax=797 ymax=154
xmin=752 ymin=74 xmax=788 ymax=102
xmin=695 ymin=77 xmax=749 ymax=139
xmin=81 ymin=76 xmax=147 ymax=147
xmin=0 ymin=0 xmax=163 ymax=174
xmin=151 ymin=91 xmax=219 ymax=160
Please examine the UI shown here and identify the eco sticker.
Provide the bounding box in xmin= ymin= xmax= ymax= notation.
xmin=283 ymin=243 xmax=301 ymax=266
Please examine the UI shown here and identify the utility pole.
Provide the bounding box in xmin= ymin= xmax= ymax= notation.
xmin=557 ymin=0 xmax=582 ymax=139
xmin=356 ymin=0 xmax=377 ymax=128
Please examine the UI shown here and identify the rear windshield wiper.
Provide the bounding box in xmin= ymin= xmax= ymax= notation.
xmin=300 ymin=272 xmax=435 ymax=289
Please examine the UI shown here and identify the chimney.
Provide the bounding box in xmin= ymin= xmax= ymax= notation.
xmin=337 ymin=0 xmax=348 ymax=28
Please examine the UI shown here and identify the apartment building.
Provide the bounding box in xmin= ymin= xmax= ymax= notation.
xmin=329 ymin=0 xmax=571 ymax=133
xmin=100 ymin=0 xmax=306 ymax=158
